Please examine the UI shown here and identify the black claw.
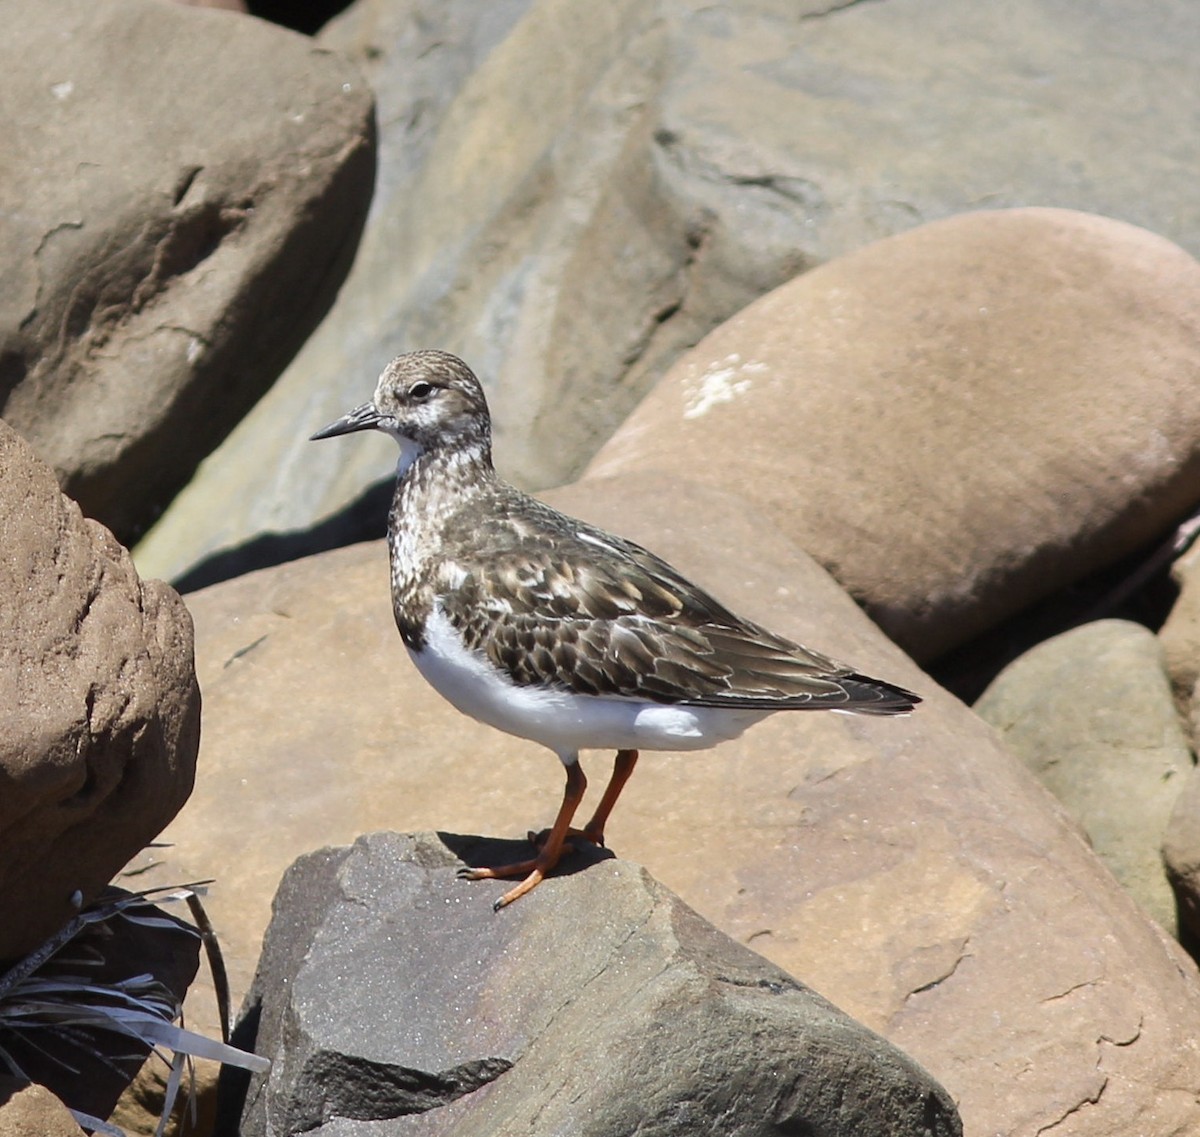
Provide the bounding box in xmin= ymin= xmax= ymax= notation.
xmin=492 ymin=896 xmax=507 ymax=913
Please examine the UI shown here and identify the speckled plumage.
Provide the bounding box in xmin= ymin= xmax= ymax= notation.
xmin=312 ymin=350 xmax=919 ymax=907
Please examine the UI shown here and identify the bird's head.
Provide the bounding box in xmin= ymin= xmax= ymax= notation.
xmin=310 ymin=351 xmax=492 ymax=467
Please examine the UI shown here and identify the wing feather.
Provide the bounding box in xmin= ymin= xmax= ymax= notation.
xmin=436 ymin=492 xmax=918 ymax=713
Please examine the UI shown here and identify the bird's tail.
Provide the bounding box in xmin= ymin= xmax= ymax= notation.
xmin=839 ymin=673 xmax=922 ymax=715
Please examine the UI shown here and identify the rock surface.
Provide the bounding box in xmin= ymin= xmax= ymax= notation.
xmin=974 ymin=620 xmax=1190 ymax=934
xmin=1159 ymin=539 xmax=1200 ymax=738
xmin=1160 ymin=546 xmax=1200 ymax=944
xmin=0 ymin=0 xmax=375 ymax=544
xmin=587 ymin=208 xmax=1200 ymax=661
xmin=0 ymin=422 xmax=200 ymax=962
xmin=0 ymin=1080 xmax=82 ymax=1137
xmin=140 ymin=472 xmax=1200 ymax=1136
xmin=234 ymin=831 xmax=960 ymax=1137
xmin=133 ymin=0 xmax=1200 ymax=585
xmin=1164 ymin=769 xmax=1200 ymax=948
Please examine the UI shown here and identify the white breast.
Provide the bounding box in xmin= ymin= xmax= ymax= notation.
xmin=409 ymin=606 xmax=770 ymax=763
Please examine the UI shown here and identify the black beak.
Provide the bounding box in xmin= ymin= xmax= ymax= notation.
xmin=310 ymin=402 xmax=383 ymax=441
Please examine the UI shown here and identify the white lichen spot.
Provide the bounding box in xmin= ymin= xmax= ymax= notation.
xmin=51 ymin=80 xmax=74 ymax=100
xmin=682 ymin=354 xmax=765 ymax=419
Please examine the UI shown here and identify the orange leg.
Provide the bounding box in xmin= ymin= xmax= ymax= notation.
xmin=528 ymin=748 xmax=640 ymax=850
xmin=581 ymin=749 xmax=639 ymax=846
xmin=457 ymin=761 xmax=588 ymax=910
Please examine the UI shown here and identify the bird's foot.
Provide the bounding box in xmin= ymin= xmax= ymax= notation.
xmin=462 ymin=762 xmax=591 ymax=910
xmin=457 ymin=844 xmax=567 ymax=911
xmin=457 ymin=857 xmax=539 ymax=882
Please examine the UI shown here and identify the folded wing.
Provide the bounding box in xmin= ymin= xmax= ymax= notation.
xmin=441 ymin=512 xmax=919 ymax=714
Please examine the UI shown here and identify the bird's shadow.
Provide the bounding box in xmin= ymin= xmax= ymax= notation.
xmin=437 ymin=831 xmax=615 ymax=880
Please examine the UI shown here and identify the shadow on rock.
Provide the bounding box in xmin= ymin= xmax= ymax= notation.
xmin=173 ymin=478 xmax=392 ymax=594
xmin=438 ymin=830 xmax=615 ymax=883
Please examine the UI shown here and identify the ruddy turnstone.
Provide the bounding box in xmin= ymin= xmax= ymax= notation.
xmin=312 ymin=351 xmax=919 ymax=909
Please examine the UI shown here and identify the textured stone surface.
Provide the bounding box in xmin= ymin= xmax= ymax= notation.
xmin=0 ymin=0 xmax=374 ymax=544
xmin=235 ymin=832 xmax=960 ymax=1137
xmin=1161 ymin=547 xmax=1200 ymax=942
xmin=0 ymin=1080 xmax=82 ymax=1137
xmin=0 ymin=422 xmax=199 ymax=961
xmin=1164 ymin=768 xmax=1200 ymax=947
xmin=1159 ymin=539 xmax=1200 ymax=737
xmin=587 ymin=209 xmax=1200 ymax=661
xmin=138 ymin=473 xmax=1200 ymax=1136
xmin=975 ymin=620 xmax=1190 ymax=934
xmin=133 ymin=0 xmax=1200 ymax=585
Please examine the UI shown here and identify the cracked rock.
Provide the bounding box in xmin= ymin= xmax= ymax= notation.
xmin=232 ymin=832 xmax=960 ymax=1137
xmin=0 ymin=0 xmax=375 ymax=544
xmin=0 ymin=422 xmax=200 ymax=961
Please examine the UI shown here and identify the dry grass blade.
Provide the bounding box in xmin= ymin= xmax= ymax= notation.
xmin=0 ymin=882 xmax=269 ymax=1136
xmin=184 ymin=889 xmax=232 ymax=1045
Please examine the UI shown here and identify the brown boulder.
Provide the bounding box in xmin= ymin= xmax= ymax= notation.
xmin=0 ymin=0 xmax=374 ymax=544
xmin=586 ymin=209 xmax=1200 ymax=661
xmin=0 ymin=422 xmax=199 ymax=961
xmin=143 ymin=472 xmax=1200 ymax=1136
xmin=0 ymin=1080 xmax=81 ymax=1137
xmin=1159 ymin=538 xmax=1200 ymax=736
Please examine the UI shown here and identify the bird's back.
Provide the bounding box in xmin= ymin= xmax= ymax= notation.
xmin=427 ymin=479 xmax=920 ymax=715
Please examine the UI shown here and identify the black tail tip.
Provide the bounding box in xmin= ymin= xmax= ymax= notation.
xmin=849 ymin=675 xmax=922 ymax=715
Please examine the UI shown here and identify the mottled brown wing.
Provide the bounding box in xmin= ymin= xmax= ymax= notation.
xmin=439 ymin=516 xmax=918 ymax=713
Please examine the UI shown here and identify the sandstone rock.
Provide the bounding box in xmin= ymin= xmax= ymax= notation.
xmin=171 ymin=0 xmax=247 ymax=10
xmin=1161 ymin=552 xmax=1200 ymax=943
xmin=1164 ymin=769 xmax=1200 ymax=948
xmin=140 ymin=472 xmax=1200 ymax=1136
xmin=0 ymin=422 xmax=200 ymax=962
xmin=587 ymin=209 xmax=1200 ymax=661
xmin=133 ymin=0 xmax=1200 ymax=585
xmin=1159 ymin=538 xmax=1200 ymax=736
xmin=0 ymin=1080 xmax=82 ymax=1137
xmin=974 ymin=620 xmax=1190 ymax=933
xmin=234 ymin=831 xmax=960 ymax=1137
xmin=0 ymin=0 xmax=374 ymax=544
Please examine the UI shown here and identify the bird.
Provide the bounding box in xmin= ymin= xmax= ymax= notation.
xmin=311 ymin=350 xmax=919 ymax=909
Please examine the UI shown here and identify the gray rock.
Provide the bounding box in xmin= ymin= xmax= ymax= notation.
xmin=135 ymin=0 xmax=1200 ymax=585
xmin=0 ymin=0 xmax=375 ymax=544
xmin=975 ymin=620 xmax=1190 ymax=933
xmin=236 ymin=831 xmax=960 ymax=1137
xmin=0 ymin=422 xmax=199 ymax=961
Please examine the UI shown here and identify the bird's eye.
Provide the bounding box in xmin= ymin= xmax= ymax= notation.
xmin=409 ymin=381 xmax=434 ymax=400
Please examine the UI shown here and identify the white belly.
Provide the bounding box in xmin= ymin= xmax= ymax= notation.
xmin=409 ymin=606 xmax=769 ymax=762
